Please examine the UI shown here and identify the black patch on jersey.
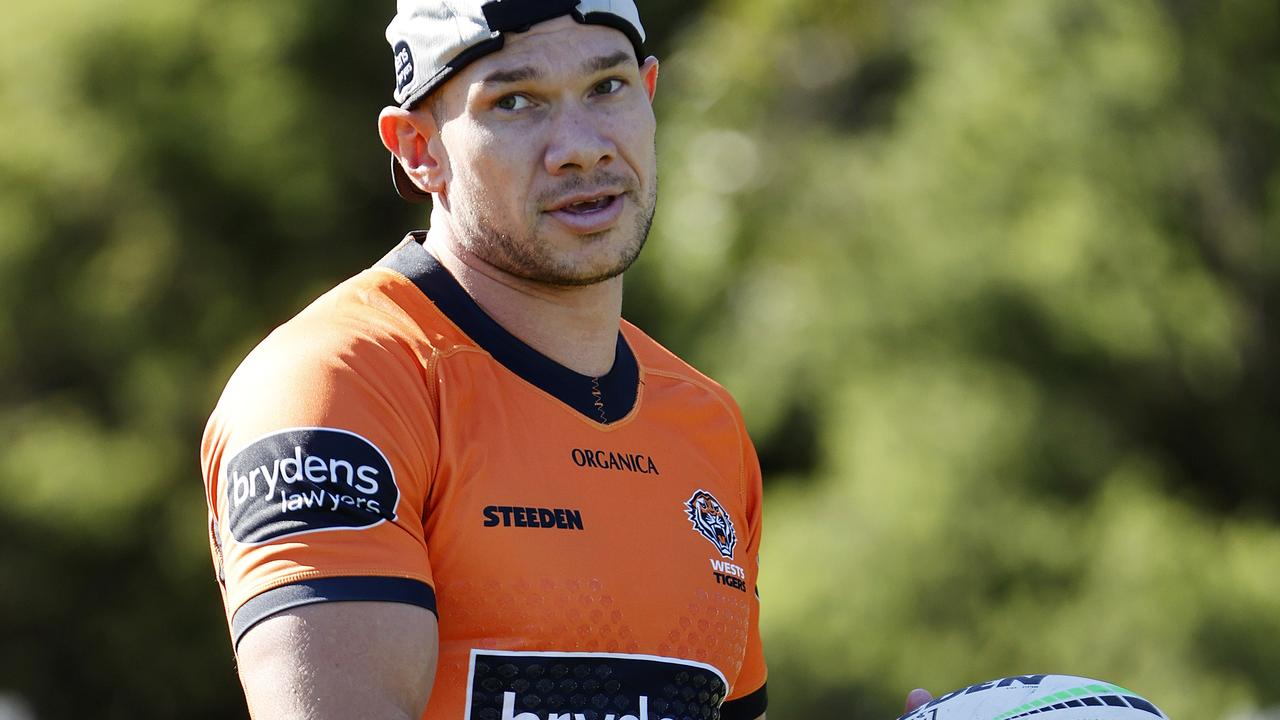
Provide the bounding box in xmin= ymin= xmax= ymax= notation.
xmin=225 ymin=428 xmax=398 ymax=543
xmin=720 ymin=684 xmax=767 ymax=720
xmin=466 ymin=650 xmax=727 ymax=720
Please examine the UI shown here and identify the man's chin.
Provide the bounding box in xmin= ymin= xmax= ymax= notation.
xmin=523 ymin=246 xmax=640 ymax=287
xmin=523 ymin=222 xmax=646 ymax=286
xmin=459 ymin=202 xmax=653 ymax=287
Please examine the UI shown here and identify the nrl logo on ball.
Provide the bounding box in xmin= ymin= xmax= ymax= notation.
xmin=685 ymin=489 xmax=737 ymax=559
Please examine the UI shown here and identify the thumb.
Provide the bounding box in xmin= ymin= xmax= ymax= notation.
xmin=905 ymin=688 xmax=935 ymax=713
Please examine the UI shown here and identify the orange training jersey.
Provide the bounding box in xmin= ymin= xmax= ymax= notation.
xmin=201 ymin=234 xmax=767 ymax=720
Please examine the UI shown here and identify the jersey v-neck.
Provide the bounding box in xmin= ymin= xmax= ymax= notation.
xmin=377 ymin=233 xmax=639 ymax=425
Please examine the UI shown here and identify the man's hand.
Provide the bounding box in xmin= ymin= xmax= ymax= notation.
xmin=905 ymin=688 xmax=934 ymax=714
xmin=238 ymin=600 xmax=438 ymax=719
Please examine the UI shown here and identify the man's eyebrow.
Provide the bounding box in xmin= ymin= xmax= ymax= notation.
xmin=583 ymin=50 xmax=633 ymax=74
xmin=480 ymin=51 xmax=633 ymax=86
xmin=481 ymin=65 xmax=543 ymax=85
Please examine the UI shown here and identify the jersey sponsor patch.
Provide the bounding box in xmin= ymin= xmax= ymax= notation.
xmin=684 ymin=490 xmax=737 ymax=560
xmin=570 ymin=448 xmax=660 ymax=474
xmin=483 ymin=505 xmax=585 ymax=530
xmin=465 ymin=649 xmax=728 ymax=720
xmin=224 ymin=427 xmax=398 ymax=543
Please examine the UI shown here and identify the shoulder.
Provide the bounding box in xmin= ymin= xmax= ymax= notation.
xmin=202 ymin=267 xmax=459 ymax=470
xmin=277 ymin=265 xmax=468 ymax=364
xmin=217 ymin=266 xmax=469 ymax=406
xmin=622 ymin=320 xmax=748 ymax=426
xmin=621 ymin=321 xmax=763 ymax=513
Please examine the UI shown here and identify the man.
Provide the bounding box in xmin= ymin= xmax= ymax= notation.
xmin=200 ymin=1 xmax=769 ymax=718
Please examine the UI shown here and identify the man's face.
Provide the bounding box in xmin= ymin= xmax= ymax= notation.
xmin=430 ymin=17 xmax=658 ymax=287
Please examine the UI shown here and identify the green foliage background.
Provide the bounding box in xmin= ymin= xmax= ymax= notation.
xmin=1 ymin=1 xmax=1276 ymax=718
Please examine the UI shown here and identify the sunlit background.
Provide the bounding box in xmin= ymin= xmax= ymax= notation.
xmin=1 ymin=1 xmax=1277 ymax=718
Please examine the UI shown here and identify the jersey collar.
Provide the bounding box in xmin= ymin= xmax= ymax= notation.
xmin=378 ymin=233 xmax=639 ymax=424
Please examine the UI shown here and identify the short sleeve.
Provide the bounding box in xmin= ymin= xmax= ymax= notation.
xmin=722 ymin=423 xmax=767 ymax=720
xmin=200 ymin=306 xmax=439 ymax=649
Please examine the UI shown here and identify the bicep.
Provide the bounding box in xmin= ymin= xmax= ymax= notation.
xmin=237 ymin=600 xmax=439 ymax=720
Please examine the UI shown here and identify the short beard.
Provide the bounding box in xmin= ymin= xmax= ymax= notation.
xmin=454 ymin=174 xmax=658 ymax=288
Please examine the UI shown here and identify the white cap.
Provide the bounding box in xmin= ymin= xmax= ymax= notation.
xmin=388 ymin=0 xmax=645 ymax=108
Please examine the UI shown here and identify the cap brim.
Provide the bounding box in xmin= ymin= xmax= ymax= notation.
xmin=391 ymin=156 xmax=432 ymax=203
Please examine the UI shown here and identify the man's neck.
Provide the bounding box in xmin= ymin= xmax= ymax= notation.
xmin=425 ymin=233 xmax=624 ymax=378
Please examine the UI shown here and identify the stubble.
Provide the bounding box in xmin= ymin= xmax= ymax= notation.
xmin=453 ymin=170 xmax=658 ymax=288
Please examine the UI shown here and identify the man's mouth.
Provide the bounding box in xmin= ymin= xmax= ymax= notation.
xmin=548 ymin=191 xmax=623 ymax=214
xmin=562 ymin=195 xmax=616 ymax=214
xmin=544 ymin=191 xmax=627 ymax=233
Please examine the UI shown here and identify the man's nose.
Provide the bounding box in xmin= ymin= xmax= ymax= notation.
xmin=544 ymin=103 xmax=616 ymax=174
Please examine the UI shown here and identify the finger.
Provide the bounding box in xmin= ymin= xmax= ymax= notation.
xmin=905 ymin=688 xmax=934 ymax=713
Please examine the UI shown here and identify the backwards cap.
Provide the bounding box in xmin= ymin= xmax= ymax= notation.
xmin=386 ymin=0 xmax=647 ymax=202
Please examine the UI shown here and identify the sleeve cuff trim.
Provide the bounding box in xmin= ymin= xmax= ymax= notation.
xmin=721 ymin=682 xmax=767 ymax=720
xmin=231 ymin=576 xmax=437 ymax=649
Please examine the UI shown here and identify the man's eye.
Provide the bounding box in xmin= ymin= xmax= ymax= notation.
xmin=592 ymin=79 xmax=624 ymax=95
xmin=496 ymin=95 xmax=531 ymax=111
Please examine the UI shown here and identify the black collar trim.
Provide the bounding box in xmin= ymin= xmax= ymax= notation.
xmin=377 ymin=233 xmax=639 ymax=425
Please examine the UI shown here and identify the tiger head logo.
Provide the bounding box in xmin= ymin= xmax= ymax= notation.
xmin=685 ymin=490 xmax=737 ymax=559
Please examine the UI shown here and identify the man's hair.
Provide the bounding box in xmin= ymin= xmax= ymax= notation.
xmin=423 ymin=94 xmax=447 ymax=126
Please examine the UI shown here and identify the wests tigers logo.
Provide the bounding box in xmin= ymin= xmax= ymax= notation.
xmin=684 ymin=489 xmax=737 ymax=559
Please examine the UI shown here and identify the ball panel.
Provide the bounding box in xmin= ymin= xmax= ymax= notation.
xmin=899 ymin=675 xmax=1167 ymax=720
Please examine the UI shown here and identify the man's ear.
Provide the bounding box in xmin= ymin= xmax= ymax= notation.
xmin=378 ymin=106 xmax=448 ymax=194
xmin=641 ymin=56 xmax=659 ymax=101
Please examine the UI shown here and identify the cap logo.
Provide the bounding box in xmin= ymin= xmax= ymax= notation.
xmin=393 ymin=40 xmax=415 ymax=93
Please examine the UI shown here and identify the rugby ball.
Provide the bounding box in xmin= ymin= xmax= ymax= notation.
xmin=898 ymin=674 xmax=1168 ymax=720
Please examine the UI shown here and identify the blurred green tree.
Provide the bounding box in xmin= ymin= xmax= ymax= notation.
xmin=0 ymin=0 xmax=1276 ymax=718
xmin=635 ymin=0 xmax=1280 ymax=718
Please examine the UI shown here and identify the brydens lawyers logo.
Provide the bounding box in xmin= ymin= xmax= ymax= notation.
xmin=684 ymin=489 xmax=737 ymax=559
xmin=224 ymin=427 xmax=398 ymax=544
xmin=393 ymin=40 xmax=415 ymax=93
